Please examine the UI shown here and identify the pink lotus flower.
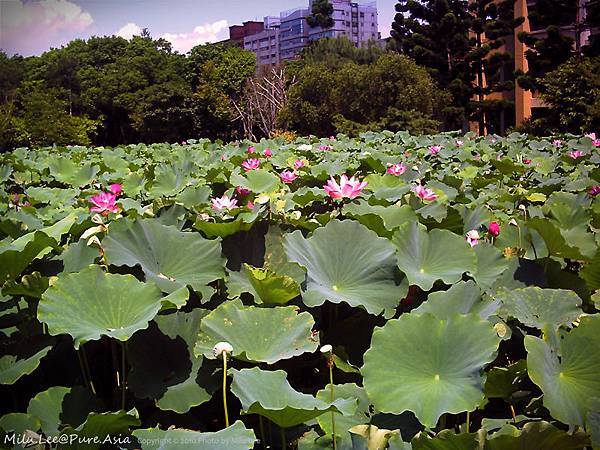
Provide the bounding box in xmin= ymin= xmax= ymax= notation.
xmin=247 ymin=200 xmax=254 ymax=209
xmin=211 ymin=195 xmax=238 ymax=210
xmin=181 ymin=141 xmax=187 ymax=145
xmin=523 ymin=158 xmax=532 ymax=165
xmin=329 ymin=136 xmax=336 ymax=141
xmin=456 ymin=139 xmax=464 ymax=147
xmin=412 ymin=184 xmax=438 ymax=201
xmin=488 ymin=221 xmax=500 ymax=237
xmin=236 ymin=186 xmax=251 ymax=196
xmin=280 ymin=170 xmax=298 ymax=184
xmin=568 ymin=150 xmax=585 ymax=159
xmin=319 ymin=145 xmax=332 ymax=151
xmin=553 ymin=139 xmax=562 ymax=147
xmin=109 ymin=183 xmax=123 ymax=196
xmin=466 ymin=230 xmax=480 ymax=247
xmin=490 ymin=137 xmax=497 ymax=144
xmin=428 ymin=145 xmax=442 ymax=155
xmin=386 ymin=163 xmax=407 ymax=176
xmin=324 ymin=174 xmax=367 ymax=200
xmin=90 ymin=192 xmax=119 ymax=215
xmin=294 ymin=159 xmax=305 ymax=169
xmin=594 ymin=139 xmax=600 ymax=148
xmin=473 ymin=153 xmax=481 ymax=161
xmin=247 ymin=146 xmax=256 ymax=154
xmin=589 ymin=185 xmax=600 ymax=196
xmin=264 ymin=148 xmax=273 ymax=157
xmin=242 ymin=158 xmax=260 ymax=171
xmin=220 ymin=155 xmax=227 ymax=161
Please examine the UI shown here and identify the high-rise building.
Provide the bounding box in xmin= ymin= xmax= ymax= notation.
xmin=473 ymin=0 xmax=597 ymax=132
xmin=232 ymin=0 xmax=379 ymax=65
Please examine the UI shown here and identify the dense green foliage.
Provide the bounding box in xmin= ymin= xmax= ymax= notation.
xmin=281 ymin=51 xmax=449 ymax=136
xmin=1 ymin=132 xmax=599 ymax=448
xmin=307 ymin=0 xmax=335 ymax=29
xmin=0 ymin=37 xmax=255 ymax=150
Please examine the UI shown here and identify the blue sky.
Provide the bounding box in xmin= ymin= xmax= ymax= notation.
xmin=0 ymin=0 xmax=398 ymax=56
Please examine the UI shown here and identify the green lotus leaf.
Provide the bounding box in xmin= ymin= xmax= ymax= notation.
xmin=38 ymin=265 xmax=162 ymax=348
xmin=0 ymin=346 xmax=52 ymax=385
xmin=231 ymin=168 xmax=280 ymax=193
xmin=263 ymin=226 xmax=306 ymax=283
xmin=103 ymin=219 xmax=225 ymax=294
xmin=410 ymin=429 xmax=484 ymax=449
xmin=581 ymin=251 xmax=600 ymax=291
xmin=194 ymin=300 xmax=317 ymax=364
xmin=586 ymin=398 xmax=600 ymax=449
xmin=160 ymin=286 xmax=190 ymax=310
xmin=284 ymin=219 xmax=406 ymax=318
xmin=342 ymin=201 xmax=416 ymax=237
xmin=149 ymin=162 xmax=193 ymax=197
xmin=0 ymin=231 xmax=57 ymax=284
xmin=154 ymin=310 xmax=216 ymax=413
xmin=484 ymin=360 xmax=527 ymax=399
xmin=27 ymin=386 xmax=70 ymax=437
xmin=132 ymin=421 xmax=256 ymax=450
xmin=230 ymin=367 xmax=351 ymax=428
xmin=194 ymin=215 xmax=254 ymax=238
xmin=2 ymin=272 xmax=49 ymax=299
xmin=297 ymin=430 xmax=342 ymax=450
xmin=497 ymin=287 xmax=582 ymax=331
xmin=471 ymin=243 xmax=510 ymax=291
xmin=245 ymin=264 xmax=300 ymax=304
xmin=525 ymin=315 xmax=600 ymax=426
xmin=392 ymin=221 xmax=477 ymax=291
xmin=485 ymin=421 xmax=590 ymax=449
xmin=59 ymin=410 xmax=141 ymax=450
xmin=316 ymin=383 xmax=369 ymax=438
xmin=363 ymin=313 xmax=499 ymax=428
xmin=413 ymin=281 xmax=499 ymax=320
xmin=48 ymin=158 xmax=98 ymax=187
xmin=59 ymin=239 xmax=99 ymax=273
xmin=0 ymin=413 xmax=41 ymax=436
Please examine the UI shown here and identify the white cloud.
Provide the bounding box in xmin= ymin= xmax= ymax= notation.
xmin=161 ymin=20 xmax=229 ymax=53
xmin=116 ymin=22 xmax=143 ymax=40
xmin=1 ymin=0 xmax=93 ymax=55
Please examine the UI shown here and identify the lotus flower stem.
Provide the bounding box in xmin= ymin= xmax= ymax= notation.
xmin=465 ymin=411 xmax=470 ymax=433
xmin=79 ymin=346 xmax=96 ymax=395
xmin=258 ymin=416 xmax=266 ymax=449
xmin=222 ymin=352 xmax=230 ymax=427
xmin=510 ymin=404 xmax=517 ymax=423
xmin=121 ymin=342 xmax=127 ymax=409
xmin=321 ymin=345 xmax=336 ymax=450
xmin=213 ymin=342 xmax=233 ymax=428
xmin=76 ymin=350 xmax=91 ymax=393
xmin=280 ymin=428 xmax=286 ymax=449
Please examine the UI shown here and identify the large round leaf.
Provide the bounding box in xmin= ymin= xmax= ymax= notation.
xmin=284 ymin=219 xmax=406 ymax=318
xmin=413 ymin=281 xmax=499 ymax=320
xmin=194 ymin=300 xmax=317 ymax=364
xmin=230 ymin=367 xmax=351 ymax=428
xmin=38 ymin=265 xmax=162 ymax=348
xmin=133 ymin=421 xmax=256 ymax=450
xmin=27 ymin=386 xmax=70 ymax=437
xmin=0 ymin=346 xmax=52 ymax=385
xmin=315 ymin=383 xmax=369 ymax=439
xmin=363 ymin=313 xmax=499 ymax=428
xmin=392 ymin=221 xmax=477 ymax=291
xmin=103 ymin=219 xmax=225 ymax=294
xmin=497 ymin=287 xmax=582 ymax=330
xmin=525 ymin=315 xmax=600 ymax=426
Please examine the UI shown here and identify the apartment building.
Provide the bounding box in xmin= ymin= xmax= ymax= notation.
xmin=474 ymin=0 xmax=597 ymax=132
xmin=233 ymin=0 xmax=379 ymax=65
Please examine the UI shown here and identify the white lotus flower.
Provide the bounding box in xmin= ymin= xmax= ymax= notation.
xmin=320 ymin=344 xmax=333 ymax=354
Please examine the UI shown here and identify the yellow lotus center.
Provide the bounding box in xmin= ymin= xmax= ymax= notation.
xmin=332 ymin=285 xmax=339 ymax=291
xmin=434 ymin=374 xmax=440 ymax=381
xmin=420 ymin=268 xmax=425 ymax=273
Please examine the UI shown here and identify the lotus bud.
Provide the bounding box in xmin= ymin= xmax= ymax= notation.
xmin=213 ymin=341 xmax=233 ymax=357
xmin=91 ymin=214 xmax=105 ymax=225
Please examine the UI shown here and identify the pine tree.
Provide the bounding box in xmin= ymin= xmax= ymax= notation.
xmin=391 ymin=0 xmax=472 ymax=129
xmin=517 ymin=0 xmax=577 ymax=92
xmin=467 ymin=0 xmax=524 ymax=134
xmin=307 ymin=0 xmax=335 ymax=29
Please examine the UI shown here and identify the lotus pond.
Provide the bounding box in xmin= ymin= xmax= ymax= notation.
xmin=0 ymin=131 xmax=599 ymax=449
